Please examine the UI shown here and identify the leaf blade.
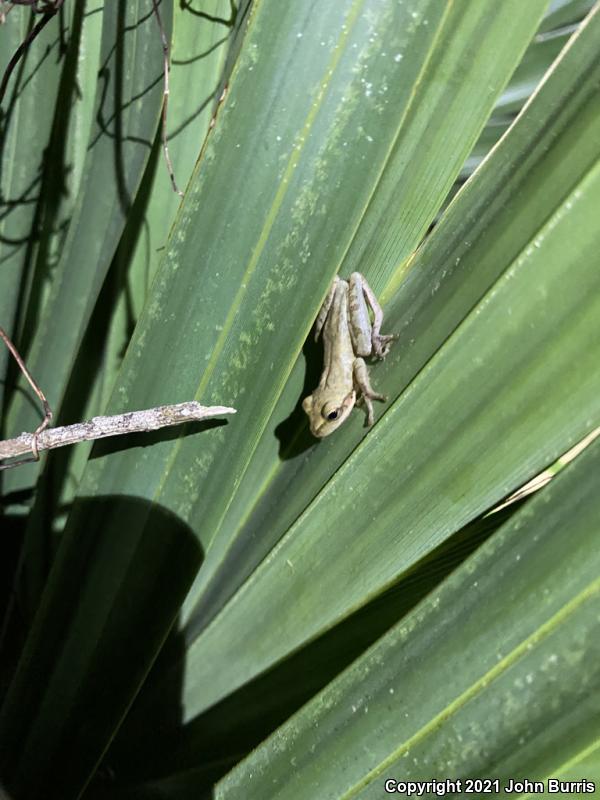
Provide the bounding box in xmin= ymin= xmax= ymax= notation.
xmin=178 ymin=0 xmax=600 ymax=645
xmin=3 ymin=0 xmax=170 ymax=494
xmin=215 ymin=436 xmax=600 ymax=798
xmin=172 ymin=152 xmax=600 ymax=724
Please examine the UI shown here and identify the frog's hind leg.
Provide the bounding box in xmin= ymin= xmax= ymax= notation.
xmin=314 ymin=277 xmax=340 ymax=341
xmin=351 ymin=272 xmax=397 ymax=359
xmin=353 ymin=357 xmax=386 ymax=426
xmin=348 ymin=273 xmax=374 ymax=356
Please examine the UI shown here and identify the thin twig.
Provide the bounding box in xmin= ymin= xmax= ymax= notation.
xmin=0 ymin=325 xmax=53 ymax=465
xmin=151 ymin=0 xmax=183 ymax=197
xmin=0 ymin=401 xmax=236 ymax=467
xmin=0 ymin=0 xmax=64 ymax=106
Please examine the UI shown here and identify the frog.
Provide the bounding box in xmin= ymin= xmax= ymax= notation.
xmin=302 ymin=272 xmax=396 ymax=438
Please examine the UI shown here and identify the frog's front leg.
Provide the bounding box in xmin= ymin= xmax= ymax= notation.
xmin=349 ymin=272 xmax=397 ymax=359
xmin=353 ymin=357 xmax=386 ymax=426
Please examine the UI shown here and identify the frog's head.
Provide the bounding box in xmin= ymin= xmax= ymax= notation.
xmin=302 ymin=388 xmax=356 ymax=438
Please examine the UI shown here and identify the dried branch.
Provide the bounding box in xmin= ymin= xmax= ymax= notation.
xmin=0 ymin=325 xmax=53 ymax=466
xmin=151 ymin=0 xmax=183 ymax=197
xmin=0 ymin=401 xmax=236 ymax=466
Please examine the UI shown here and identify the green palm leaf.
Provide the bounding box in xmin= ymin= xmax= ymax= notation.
xmin=0 ymin=2 xmax=85 ymax=403
xmin=216 ymin=435 xmax=600 ymax=798
xmin=3 ymin=0 xmax=170 ymax=501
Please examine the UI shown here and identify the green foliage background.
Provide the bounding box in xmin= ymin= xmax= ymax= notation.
xmin=0 ymin=1 xmax=599 ymax=798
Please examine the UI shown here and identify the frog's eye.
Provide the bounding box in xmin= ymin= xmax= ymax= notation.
xmin=322 ymin=402 xmax=340 ymax=421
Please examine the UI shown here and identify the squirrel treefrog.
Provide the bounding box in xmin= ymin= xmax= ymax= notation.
xmin=302 ymin=272 xmax=396 ymax=438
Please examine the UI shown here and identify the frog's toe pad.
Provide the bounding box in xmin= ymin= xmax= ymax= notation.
xmin=367 ymin=391 xmax=386 ymax=403
xmin=372 ymin=333 xmax=397 ymax=359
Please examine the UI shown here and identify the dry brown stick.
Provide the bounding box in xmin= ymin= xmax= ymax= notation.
xmin=1 ymin=324 xmax=235 ymax=469
xmin=0 ymin=325 xmax=53 ymax=466
xmin=151 ymin=0 xmax=183 ymax=197
xmin=0 ymin=401 xmax=236 ymax=466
